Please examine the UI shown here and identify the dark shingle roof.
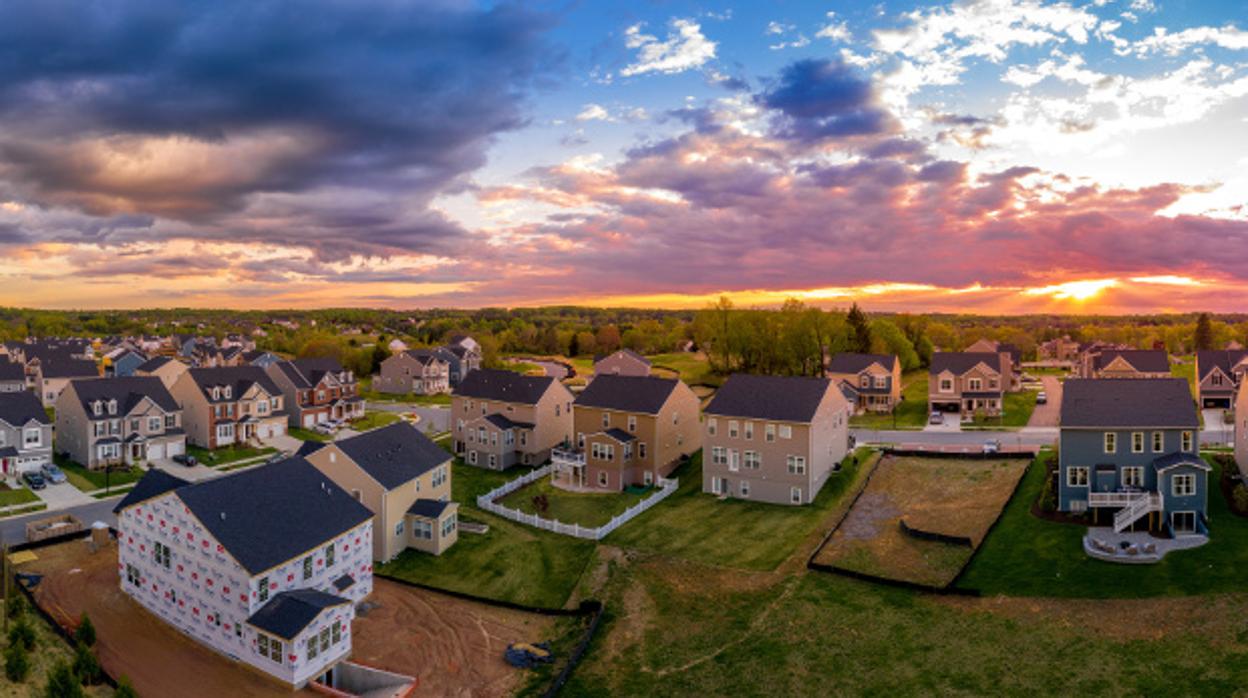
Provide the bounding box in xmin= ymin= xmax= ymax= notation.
xmin=482 ymin=413 xmax=534 ymax=430
xmin=112 ymin=469 xmax=190 ymax=514
xmin=0 ymin=391 xmax=48 ymax=428
xmin=929 ymin=352 xmax=1003 ymax=376
xmin=135 ymin=356 xmax=174 ymax=373
xmin=453 ymin=368 xmax=556 ymax=404
xmin=705 ymin=374 xmax=834 ymax=422
xmin=246 ymin=589 xmax=350 ymax=640
xmin=1196 ymin=350 xmax=1248 ymax=381
xmin=176 ymin=457 xmax=373 ymax=575
xmin=1092 ymin=349 xmax=1170 ymax=373
xmin=70 ymin=376 xmax=180 ymax=414
xmin=601 ymin=427 xmax=636 ymax=442
xmin=1151 ymin=452 xmax=1211 ymax=472
xmin=333 ymin=574 xmax=356 ymax=592
xmin=1060 ymin=378 xmax=1197 ymax=428
xmin=0 ymin=361 xmax=24 ymax=382
xmin=575 ymin=374 xmax=679 ymax=414
xmin=407 ymin=499 xmax=453 ymax=519
xmin=826 ymin=353 xmax=896 ymax=374
xmin=39 ymin=358 xmax=98 ymax=379
xmin=333 ymin=421 xmax=451 ymax=490
xmin=187 ymin=366 xmax=282 ymax=403
xmin=291 ymin=358 xmax=349 ymax=385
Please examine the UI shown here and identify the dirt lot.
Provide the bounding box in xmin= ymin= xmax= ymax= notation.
xmin=813 ymin=455 xmax=1029 ymax=587
xmin=20 ymin=538 xmax=559 ymax=698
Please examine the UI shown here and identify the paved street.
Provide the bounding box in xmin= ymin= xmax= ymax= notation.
xmin=853 ymin=428 xmax=1059 ymax=449
xmin=370 ymin=403 xmax=450 ymax=434
xmin=0 ymin=496 xmax=119 ymax=546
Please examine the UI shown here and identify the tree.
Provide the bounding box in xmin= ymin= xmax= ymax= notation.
xmin=568 ymin=332 xmax=580 ymax=358
xmin=8 ymin=618 xmax=35 ymax=651
xmin=113 ymin=678 xmax=139 ymax=698
xmin=4 ymin=643 xmax=29 ymax=682
xmin=43 ymin=660 xmax=82 ymax=698
xmin=595 ymin=325 xmax=622 ymax=353
xmin=74 ymin=614 xmax=95 ymax=647
xmin=297 ymin=337 xmax=343 ymax=362
xmin=847 ymin=303 xmax=872 ymax=354
xmin=72 ymin=643 xmax=101 ymax=685
xmin=1194 ymin=312 xmax=1214 ymax=351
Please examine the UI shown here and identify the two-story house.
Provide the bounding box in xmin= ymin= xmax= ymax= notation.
xmin=443 ymin=335 xmax=482 ymax=386
xmin=301 ymin=422 xmax=457 ymax=560
xmin=374 ymin=350 xmax=450 ymax=395
xmin=593 ymin=350 xmax=651 ymax=378
xmin=33 ymin=355 xmax=100 ymax=407
xmin=1194 ymin=349 xmax=1248 ymax=408
xmin=266 ymin=359 xmax=364 ymax=428
xmin=0 ymin=360 xmax=26 ymax=393
xmin=56 ymin=376 xmax=187 ymax=469
xmin=826 ymin=353 xmax=902 ymax=413
xmin=964 ymin=339 xmax=1021 ymax=390
xmin=552 ymin=375 xmax=700 ymax=491
xmin=452 ymin=369 xmax=573 ymax=469
xmin=135 ymin=355 xmax=190 ymax=390
xmin=1058 ymin=378 xmax=1208 ymax=536
xmin=701 ymin=374 xmax=851 ymax=505
xmin=115 ymin=458 xmax=374 ymax=688
xmin=0 ymin=391 xmax=52 ymax=478
xmin=171 ymin=367 xmax=288 ymax=449
xmin=928 ymin=352 xmax=1010 ymax=419
xmin=1079 ymin=348 xmax=1170 ymax=379
xmin=104 ymin=348 xmax=148 ymax=377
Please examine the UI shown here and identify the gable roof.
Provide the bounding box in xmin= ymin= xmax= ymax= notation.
xmin=175 ymin=457 xmax=373 ymax=575
xmin=1092 ymin=349 xmax=1169 ymax=373
xmin=575 ymin=374 xmax=680 ymax=414
xmin=331 ymin=421 xmax=451 ymax=490
xmin=291 ymin=358 xmax=349 ymax=385
xmin=929 ymin=352 xmax=1003 ymax=376
xmin=594 ymin=349 xmax=651 ymax=366
xmin=0 ymin=361 xmax=22 ymax=382
xmin=705 ymin=374 xmax=834 ymax=423
xmin=39 ymin=357 xmax=99 ymax=379
xmin=453 ymin=368 xmax=556 ymax=404
xmin=1196 ymin=349 xmax=1248 ymax=381
xmin=1151 ymin=451 xmax=1211 ymax=473
xmin=826 ymin=353 xmax=896 ymax=375
xmin=402 ymin=348 xmax=451 ymax=366
xmin=187 ymin=366 xmax=283 ymax=403
xmin=69 ymin=376 xmax=180 ymax=414
xmin=246 ymin=589 xmax=349 ymax=640
xmin=135 ymin=356 xmax=175 ymax=373
xmin=1060 ymin=378 xmax=1197 ymax=428
xmin=407 ymin=499 xmax=454 ymax=519
xmin=0 ymin=391 xmax=50 ymax=428
xmin=112 ymin=468 xmax=190 ymax=514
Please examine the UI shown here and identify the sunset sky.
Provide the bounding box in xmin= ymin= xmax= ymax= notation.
xmin=0 ymin=0 xmax=1246 ymax=313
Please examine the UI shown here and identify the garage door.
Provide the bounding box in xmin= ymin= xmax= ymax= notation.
xmin=303 ymin=414 xmax=315 ymax=428
xmin=167 ymin=441 xmax=184 ymax=457
xmin=272 ymin=424 xmax=286 ymax=437
xmin=317 ymin=412 xmax=328 ymax=424
xmin=148 ymin=444 xmax=164 ymax=460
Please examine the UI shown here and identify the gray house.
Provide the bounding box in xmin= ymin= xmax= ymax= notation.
xmin=0 ymin=391 xmax=53 ymax=477
xmin=0 ymin=360 xmax=26 ymax=393
xmin=56 ymin=376 xmax=187 ymax=469
xmin=1058 ymin=378 xmax=1208 ymax=536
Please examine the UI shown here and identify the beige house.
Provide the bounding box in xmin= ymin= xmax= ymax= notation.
xmin=702 ymin=374 xmax=851 ymax=505
xmin=1079 ymin=348 xmax=1169 ymax=379
xmin=452 ymin=369 xmax=573 ymax=469
xmin=302 ymin=422 xmax=457 ymax=560
xmin=552 ymin=375 xmax=701 ymax=491
xmin=134 ymin=356 xmax=190 ymax=390
xmin=1194 ymin=350 xmax=1248 ymax=408
xmin=592 ymin=350 xmax=651 ymax=378
xmin=1237 ymin=386 xmax=1248 ymax=478
xmin=170 ymin=366 xmax=287 ymax=449
xmin=826 ymin=353 xmax=902 ymax=413
xmin=34 ymin=358 xmax=100 ymax=407
xmin=928 ymin=352 xmax=1010 ymax=420
xmin=374 ymin=350 xmax=450 ymax=395
xmin=55 ymin=376 xmax=186 ymax=469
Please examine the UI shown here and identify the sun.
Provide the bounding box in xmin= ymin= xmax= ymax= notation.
xmin=1023 ymin=278 xmax=1119 ymax=302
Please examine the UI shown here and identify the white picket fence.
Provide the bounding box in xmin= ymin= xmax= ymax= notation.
xmin=476 ymin=465 xmax=679 ymax=541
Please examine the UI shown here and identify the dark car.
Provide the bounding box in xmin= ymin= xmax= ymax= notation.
xmin=22 ymin=472 xmax=46 ymax=490
xmin=172 ymin=453 xmax=198 ymax=467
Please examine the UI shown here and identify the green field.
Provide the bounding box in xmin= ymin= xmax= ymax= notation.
xmin=849 ymin=370 xmax=929 ymax=429
xmin=1171 ymin=356 xmax=1196 ymax=396
xmin=648 ymin=352 xmax=719 ymax=386
xmin=958 ymin=451 xmax=1248 ymax=597
xmin=967 ymin=389 xmax=1037 ymax=429
xmin=498 ymin=477 xmax=648 ymax=528
xmin=608 ymin=449 xmax=878 ymax=570
xmin=359 ymin=377 xmax=452 ymax=405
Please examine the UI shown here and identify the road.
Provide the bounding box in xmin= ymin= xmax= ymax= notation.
xmin=0 ymin=496 xmax=118 ymax=546
xmin=368 ymin=402 xmax=450 ymax=434
xmin=853 ymin=428 xmax=1059 ymax=448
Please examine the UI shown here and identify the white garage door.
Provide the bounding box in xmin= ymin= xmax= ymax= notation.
xmin=167 ymin=441 xmax=184 ymax=456
xmin=316 ymin=412 xmax=328 ymax=424
xmin=303 ymin=414 xmax=315 ymax=428
xmin=272 ymin=423 xmax=286 ymax=437
xmin=148 ymin=444 xmax=164 ymax=460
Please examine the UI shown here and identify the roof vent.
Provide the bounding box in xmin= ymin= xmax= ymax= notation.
xmin=220 ymin=512 xmax=226 ymax=521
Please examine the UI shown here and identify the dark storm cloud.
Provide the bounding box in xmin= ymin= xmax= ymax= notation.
xmin=760 ymin=59 xmax=896 ymax=143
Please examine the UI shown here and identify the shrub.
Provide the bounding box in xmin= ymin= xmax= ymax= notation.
xmin=1039 ymin=470 xmax=1058 ymax=512
xmin=72 ymin=642 xmax=101 ymax=685
xmin=8 ymin=618 xmax=36 ymax=652
xmin=113 ymin=677 xmax=139 ymax=698
xmin=43 ymin=660 xmax=82 ymax=698
xmin=1233 ymin=484 xmax=1248 ymax=515
xmin=74 ymin=613 xmax=95 ymax=647
xmin=3 ymin=643 xmax=29 ymax=682
xmin=6 ymin=594 xmax=25 ymax=620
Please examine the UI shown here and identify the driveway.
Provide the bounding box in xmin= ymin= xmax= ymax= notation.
xmin=32 ymin=480 xmax=94 ymax=508
xmin=922 ymin=415 xmax=962 ymax=433
xmin=1026 ymin=376 xmax=1062 ymax=428
xmin=1202 ymin=408 xmax=1234 ymax=447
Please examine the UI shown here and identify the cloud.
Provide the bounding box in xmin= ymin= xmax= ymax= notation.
xmin=760 ymin=59 xmax=896 ymax=142
xmin=575 ymin=104 xmax=612 ymax=122
xmin=816 ymin=12 xmax=852 ymax=42
xmin=1133 ymin=24 xmax=1248 ymax=56
xmin=621 ymin=19 xmax=717 ymax=77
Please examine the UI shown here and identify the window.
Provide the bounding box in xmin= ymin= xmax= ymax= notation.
xmin=728 ymin=421 xmax=739 ymax=438
xmin=744 ymin=422 xmax=754 ymax=440
xmin=727 ymin=449 xmax=739 ymax=472
xmin=331 ymin=621 xmax=342 ymax=645
xmin=787 ymin=455 xmax=806 ymax=475
xmin=790 ymin=487 xmax=802 ymax=504
xmin=325 ymin=544 xmax=335 ymax=567
xmin=125 ymin=563 xmax=141 ymax=586
xmin=129 ymin=418 xmax=140 ymax=433
xmin=258 ymin=577 xmax=269 ymax=602
xmin=1152 ymin=431 xmax=1163 ymax=453
xmin=744 ymin=451 xmax=761 ymax=469
xmin=598 ymin=471 xmax=608 ymax=487
xmin=602 ymin=412 xmax=610 ymax=428
xmin=441 ymin=514 xmax=457 ymax=538
xmin=968 ymin=378 xmax=982 ymax=391
xmin=307 ymin=634 xmax=319 ymax=660
xmin=413 ymin=520 xmax=432 ymax=540
xmin=269 ymin=638 xmax=282 ymax=663
xmin=860 ymin=374 xmax=870 ymax=387
xmin=432 ymin=465 xmax=447 ymax=488
xmin=740 ymin=480 xmax=750 ymax=498
xmin=779 ymin=425 xmax=792 ymax=440
xmin=711 ymin=446 xmax=726 ymax=466
xmin=1103 ymin=432 xmax=1116 ymax=453
xmin=468 ymin=451 xmax=478 ymax=465
xmin=303 ymin=556 xmax=313 ymax=580
xmin=939 ymin=378 xmax=953 ymax=393
xmin=22 ymin=428 xmax=40 ymax=447
xmin=259 ymin=634 xmax=269 ymax=658
xmin=1131 ymin=432 xmax=1144 ymax=453
xmin=1123 ymin=466 xmax=1144 ymax=488
xmin=707 ymin=418 xmax=717 ymax=436
xmin=394 ymin=520 xmax=405 ymax=536
xmin=320 ymin=627 xmax=330 ymax=653
xmin=148 ymin=416 xmax=161 ymax=432
xmin=1172 ymin=473 xmax=1196 ymax=497
xmin=765 ymin=424 xmax=776 ymax=442
xmin=627 ymin=416 xmax=637 ymax=432
xmin=1067 ymin=466 xmax=1089 ymax=487
xmin=874 ymin=376 xmax=887 ymax=388
xmin=153 ymin=542 xmax=171 ymax=570
xmin=638 ymin=442 xmax=646 ymax=459
xmin=488 ymin=454 xmax=496 ymax=468
xmin=1181 ymin=431 xmax=1193 ymax=452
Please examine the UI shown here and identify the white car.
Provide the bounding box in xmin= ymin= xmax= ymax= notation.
xmin=982 ymin=439 xmax=1001 ymax=454
xmin=928 ymin=411 xmax=944 ymax=425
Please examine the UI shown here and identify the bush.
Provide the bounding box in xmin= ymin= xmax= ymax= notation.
xmin=4 ymin=643 xmax=29 ymax=682
xmin=72 ymin=642 xmax=101 ymax=685
xmin=6 ymin=594 xmax=25 ymax=620
xmin=113 ymin=677 xmax=139 ymax=698
xmin=74 ymin=613 xmax=95 ymax=647
xmin=8 ymin=618 xmax=36 ymax=652
xmin=1038 ymin=470 xmax=1058 ymax=512
xmin=1234 ymin=484 xmax=1248 ymax=515
xmin=43 ymin=660 xmax=82 ymax=698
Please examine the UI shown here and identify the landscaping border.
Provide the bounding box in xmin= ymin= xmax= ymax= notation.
xmin=898 ymin=520 xmax=972 ymax=547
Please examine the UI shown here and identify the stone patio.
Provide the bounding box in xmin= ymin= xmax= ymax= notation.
xmin=1083 ymin=527 xmax=1208 ymax=564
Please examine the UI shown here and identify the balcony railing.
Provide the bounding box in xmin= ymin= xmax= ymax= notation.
xmin=551 ymin=447 xmax=585 ymax=465
xmin=1087 ymin=490 xmax=1149 ymax=507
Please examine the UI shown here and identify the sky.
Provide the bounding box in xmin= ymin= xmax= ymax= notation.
xmin=0 ymin=0 xmax=1246 ymax=314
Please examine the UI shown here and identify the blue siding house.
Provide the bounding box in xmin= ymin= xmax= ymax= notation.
xmin=1058 ymin=378 xmax=1209 ymax=536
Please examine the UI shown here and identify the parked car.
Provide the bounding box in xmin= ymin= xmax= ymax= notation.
xmin=314 ymin=423 xmax=336 ymax=435
xmin=928 ymin=411 xmax=943 ymax=425
xmin=982 ymin=439 xmax=1001 ymax=454
xmin=22 ymin=472 xmax=46 ymax=490
xmin=1036 ymin=391 xmax=1047 ymax=404
xmin=40 ymin=463 xmax=67 ymax=484
xmin=172 ymin=453 xmax=198 ymax=467
xmin=265 ymin=450 xmax=292 ymax=465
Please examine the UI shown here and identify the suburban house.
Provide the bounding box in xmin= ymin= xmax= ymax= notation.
xmin=135 ymin=356 xmax=190 ymax=390
xmin=243 ymin=350 xmax=284 ymax=368
xmin=552 ymin=374 xmax=700 ymax=491
xmin=452 ymin=368 xmax=573 ymax=469
xmin=266 ymin=358 xmax=365 ymax=428
xmin=104 ymin=348 xmax=148 ymax=377
xmin=0 ymin=360 xmax=26 ymax=393
xmin=701 ymin=374 xmax=851 ymax=505
xmin=1038 ymin=335 xmax=1081 ymax=362
xmin=1058 ymin=378 xmax=1208 ymax=536
xmin=964 ymin=339 xmax=1021 ymax=390
xmin=301 ymin=422 xmax=457 ymax=560
xmin=593 ymin=350 xmax=651 ymax=378
xmin=114 ymin=459 xmax=374 ymax=688
xmin=1194 ymin=349 xmax=1248 ymax=408
xmin=1078 ymin=348 xmax=1169 ymax=379
xmin=56 ymin=376 xmax=187 ymax=469
xmin=442 ymin=335 xmax=482 ymax=386
xmin=928 ymin=352 xmax=1010 ymax=419
xmin=33 ymin=355 xmax=100 ymax=407
xmin=1236 ymin=386 xmax=1248 ymax=477
xmin=825 ymin=353 xmax=902 ymax=413
xmin=0 ymin=391 xmax=52 ymax=478
xmin=171 ymin=367 xmax=288 ymax=449
xmin=373 ymin=350 xmax=450 ymax=395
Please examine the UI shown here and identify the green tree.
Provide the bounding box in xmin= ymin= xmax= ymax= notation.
xmin=43 ymin=660 xmax=82 ymax=698
xmin=72 ymin=643 xmax=101 ymax=685
xmin=8 ymin=618 xmax=36 ymax=652
xmin=4 ymin=643 xmax=29 ymax=682
xmin=74 ymin=614 xmax=95 ymax=647
xmin=1194 ymin=312 xmax=1214 ymax=351
xmin=113 ymin=677 xmax=139 ymax=698
xmin=846 ymin=303 xmax=872 ymax=354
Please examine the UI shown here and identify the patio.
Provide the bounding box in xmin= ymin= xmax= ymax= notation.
xmin=1083 ymin=527 xmax=1209 ymax=565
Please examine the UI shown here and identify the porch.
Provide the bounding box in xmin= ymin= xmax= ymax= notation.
xmin=1083 ymin=527 xmax=1209 ymax=564
xmin=550 ymin=447 xmax=591 ymax=492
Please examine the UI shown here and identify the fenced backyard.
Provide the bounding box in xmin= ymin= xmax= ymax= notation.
xmin=476 ymin=464 xmax=678 ymax=540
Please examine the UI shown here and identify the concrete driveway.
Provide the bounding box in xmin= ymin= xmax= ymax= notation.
xmin=922 ymin=414 xmax=962 ymax=432
xmin=32 ymin=480 xmax=94 ymax=508
xmin=1202 ymin=408 xmax=1234 ymax=447
xmin=1026 ymin=376 xmax=1062 ymax=428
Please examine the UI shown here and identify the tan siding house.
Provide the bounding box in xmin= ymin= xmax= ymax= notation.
xmin=55 ymin=377 xmax=186 ymax=469
xmin=452 ymin=369 xmax=573 ymax=469
xmin=928 ymin=352 xmax=1009 ymax=420
xmin=826 ymin=353 xmax=902 ymax=413
xmin=375 ymin=351 xmax=450 ymax=395
xmin=592 ymin=350 xmax=651 ymax=378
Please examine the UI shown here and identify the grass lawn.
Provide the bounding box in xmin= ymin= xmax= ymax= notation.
xmin=54 ymin=454 xmax=145 ymax=492
xmin=359 ymin=377 xmax=452 ymax=405
xmin=1171 ymin=355 xmax=1196 ymax=396
xmin=503 ymin=360 xmax=543 ymax=375
xmin=607 ymin=449 xmax=879 ymax=570
xmin=348 ymin=411 xmax=401 ymax=432
xmin=497 ymin=477 xmax=648 ymax=528
xmin=0 ymin=484 xmax=39 ymax=506
xmin=377 ymin=459 xmax=597 ymax=607
xmin=958 ymin=450 xmax=1248 ymax=597
xmin=648 ymin=352 xmax=720 ymax=387
xmin=0 ymin=596 xmax=113 ymax=697
xmin=849 ymin=370 xmax=929 ymax=429
xmin=187 ymin=443 xmax=277 ymax=466
xmin=289 ymin=426 xmax=332 ymax=442
xmin=968 ymin=389 xmax=1037 ymax=429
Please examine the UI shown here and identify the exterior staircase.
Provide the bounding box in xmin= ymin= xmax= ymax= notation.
xmin=1113 ymin=492 xmax=1162 ymax=532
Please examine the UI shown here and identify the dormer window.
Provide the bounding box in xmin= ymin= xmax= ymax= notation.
xmin=92 ymin=400 xmax=103 ymax=416
xmin=212 ymin=387 xmax=221 ymax=400
xmin=223 ymin=386 xmax=232 ymax=399
xmin=107 ymin=399 xmax=117 ymax=415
